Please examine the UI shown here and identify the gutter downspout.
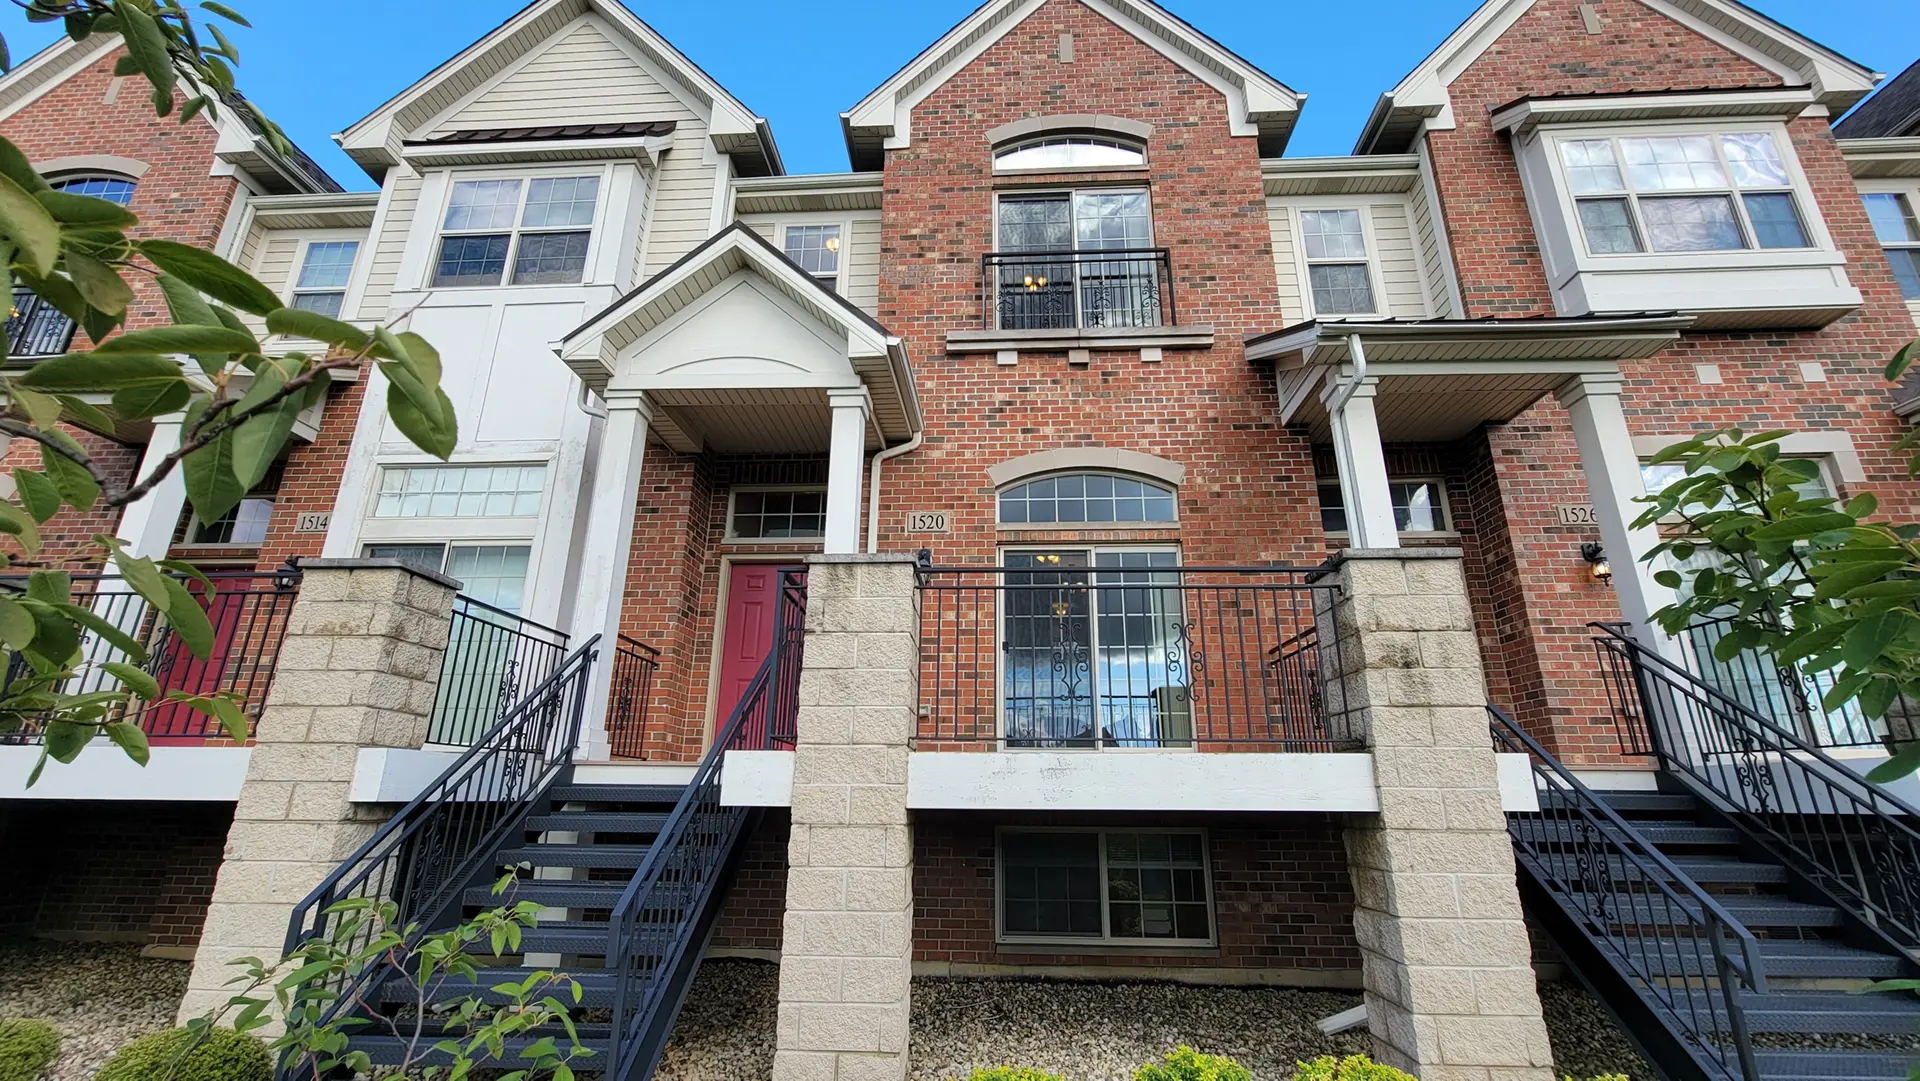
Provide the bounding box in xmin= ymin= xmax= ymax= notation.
xmin=1325 ymin=332 xmax=1369 ymax=415
xmin=865 ymin=431 xmax=924 ymax=554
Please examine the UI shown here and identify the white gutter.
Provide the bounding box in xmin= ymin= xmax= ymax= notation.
xmin=1325 ymin=333 xmax=1370 ymax=415
xmin=865 ymin=432 xmax=924 ymax=554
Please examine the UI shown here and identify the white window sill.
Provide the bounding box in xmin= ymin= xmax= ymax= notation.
xmin=995 ymin=940 xmax=1218 ymax=957
xmin=947 ymin=325 xmax=1216 ymax=354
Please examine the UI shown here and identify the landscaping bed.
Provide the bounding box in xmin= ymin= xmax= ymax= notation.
xmin=0 ymin=939 xmax=189 ymax=1081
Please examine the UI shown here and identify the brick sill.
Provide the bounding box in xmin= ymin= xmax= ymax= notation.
xmin=947 ymin=325 xmax=1216 ymax=354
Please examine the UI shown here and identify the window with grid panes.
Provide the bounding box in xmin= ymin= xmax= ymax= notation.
xmin=782 ymin=225 xmax=841 ymax=291
xmin=999 ymin=830 xmax=1212 ymax=943
xmin=1865 ymin=192 xmax=1920 ymax=300
xmin=1299 ymin=209 xmax=1377 ymax=315
xmin=431 ymin=176 xmax=600 ymax=288
xmin=373 ymin=465 xmax=546 ymax=518
xmin=1557 ymin=132 xmax=1810 ymax=254
xmin=997 ymin=473 xmax=1176 ymax=525
xmin=291 ymin=241 xmax=359 ymax=318
xmin=729 ymin=489 xmax=827 ymax=539
xmin=50 ymin=175 xmax=135 ymax=205
xmin=994 ymin=136 xmax=1145 ymax=172
xmin=1316 ymin=478 xmax=1450 ymax=534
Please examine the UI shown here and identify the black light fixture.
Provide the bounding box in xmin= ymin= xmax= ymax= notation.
xmin=1582 ymin=542 xmax=1612 ymax=583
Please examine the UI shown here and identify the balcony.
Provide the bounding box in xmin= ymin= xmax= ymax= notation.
xmin=948 ymin=249 xmax=1214 ymax=356
xmin=6 ymin=288 xmax=78 ymax=358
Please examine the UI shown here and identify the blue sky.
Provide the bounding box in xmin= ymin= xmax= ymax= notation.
xmin=5 ymin=0 xmax=1916 ymax=190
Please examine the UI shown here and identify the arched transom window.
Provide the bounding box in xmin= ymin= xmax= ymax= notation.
xmin=50 ymin=174 xmax=136 ymax=205
xmin=994 ymin=136 xmax=1146 ymax=173
xmin=998 ymin=473 xmax=1177 ymax=525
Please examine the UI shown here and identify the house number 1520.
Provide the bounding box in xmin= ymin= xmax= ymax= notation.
xmin=906 ymin=511 xmax=950 ymax=533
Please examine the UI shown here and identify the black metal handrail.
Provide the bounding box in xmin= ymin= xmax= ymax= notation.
xmin=427 ymin=595 xmax=569 ymax=747
xmin=1680 ymin=615 xmax=1895 ymax=750
xmin=606 ymin=571 xmax=804 ymax=1081
xmin=981 ymin=247 xmax=1174 ymax=331
xmin=6 ymin=288 xmax=77 ymax=358
xmin=916 ymin=562 xmax=1356 ymax=751
xmin=1493 ymin=705 xmax=1763 ymax=1081
xmin=277 ymin=636 xmax=599 ymax=1059
xmin=0 ymin=570 xmax=300 ymax=744
xmin=607 ymin=634 xmax=662 ymax=759
xmin=1594 ymin=623 xmax=1920 ymax=954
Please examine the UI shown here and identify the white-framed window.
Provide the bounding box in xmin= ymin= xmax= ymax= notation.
xmin=1316 ymin=477 xmax=1451 ymax=535
xmin=994 ymin=136 xmax=1146 ymax=173
xmin=994 ymin=188 xmax=1159 ymax=330
xmin=431 ymin=174 xmax=602 ymax=288
xmin=1641 ymin=457 xmax=1835 ymax=507
xmin=1298 ymin=208 xmax=1379 ymax=316
xmin=364 ymin=542 xmax=532 ymax=614
xmin=373 ymin=464 xmax=546 ymax=519
xmin=728 ymin=487 xmax=827 ymax=540
xmin=1864 ymin=190 xmax=1920 ymax=301
xmin=997 ymin=827 xmax=1213 ymax=945
xmin=290 ymin=240 xmax=360 ymax=318
xmin=50 ymin=174 xmax=136 ymax=205
xmin=782 ymin=224 xmax=842 ymax=292
xmin=1555 ymin=131 xmax=1810 ymax=255
xmin=189 ymin=497 xmax=275 ymax=546
xmin=998 ymin=472 xmax=1177 ymax=526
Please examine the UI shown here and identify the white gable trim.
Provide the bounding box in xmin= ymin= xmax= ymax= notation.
xmin=0 ymin=33 xmax=121 ymax=124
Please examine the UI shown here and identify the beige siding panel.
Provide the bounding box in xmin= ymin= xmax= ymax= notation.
xmin=433 ymin=20 xmax=696 ymax=134
xmin=1265 ymin=199 xmax=1306 ymax=325
xmin=643 ymin=125 xmax=717 ymax=277
xmin=236 ymin=218 xmax=268 ymax=276
xmin=734 ymin=215 xmax=777 ymax=242
xmin=1368 ymin=202 xmax=1428 ymax=319
xmin=360 ymin=171 xmax=425 ymax=322
xmin=1409 ymin=179 xmax=1455 ymax=318
xmin=845 ymin=216 xmax=880 ymax=315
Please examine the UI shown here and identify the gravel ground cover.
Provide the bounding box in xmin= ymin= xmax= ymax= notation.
xmin=0 ymin=939 xmax=189 ymax=1081
xmin=1537 ymin=979 xmax=1651 ymax=1080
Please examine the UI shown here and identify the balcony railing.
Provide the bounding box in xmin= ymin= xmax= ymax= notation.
xmin=7 ymin=289 xmax=77 ymax=358
xmin=426 ymin=596 xmax=569 ymax=747
xmin=982 ymin=248 xmax=1175 ymax=331
xmin=0 ymin=570 xmax=301 ymax=745
xmin=607 ymin=634 xmax=661 ymax=759
xmin=916 ymin=561 xmax=1357 ymax=751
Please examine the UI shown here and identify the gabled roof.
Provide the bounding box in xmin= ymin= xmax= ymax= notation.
xmin=336 ymin=0 xmax=779 ymax=182
xmin=1837 ymin=59 xmax=1920 ymax=140
xmin=1353 ymin=0 xmax=1881 ymax=154
xmin=841 ymin=0 xmax=1302 ymax=171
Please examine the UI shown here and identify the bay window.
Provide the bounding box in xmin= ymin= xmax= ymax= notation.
xmin=432 ymin=175 xmax=601 ymax=288
xmin=1558 ymin=132 xmax=1809 ymax=255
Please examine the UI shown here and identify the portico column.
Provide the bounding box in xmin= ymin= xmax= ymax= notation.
xmin=569 ymin=391 xmax=653 ymax=761
xmin=115 ymin=412 xmax=189 ymax=557
xmin=824 ymin=387 xmax=871 ymax=555
xmin=1325 ymin=377 xmax=1400 ymax=550
xmin=1556 ymin=373 xmax=1678 ymax=655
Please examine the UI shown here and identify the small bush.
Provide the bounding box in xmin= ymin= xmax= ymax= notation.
xmin=1570 ymin=1076 xmax=1630 ymax=1081
xmin=97 ymin=1027 xmax=270 ymax=1081
xmin=968 ymin=1069 xmax=1066 ymax=1081
xmin=1292 ymin=1055 xmax=1417 ymax=1081
xmin=1136 ymin=1047 xmax=1252 ymax=1081
xmin=0 ymin=1020 xmax=59 ymax=1081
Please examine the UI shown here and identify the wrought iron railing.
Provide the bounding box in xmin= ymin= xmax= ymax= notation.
xmin=0 ymin=570 xmax=300 ymax=745
xmin=1594 ymin=623 xmax=1920 ymax=954
xmin=607 ymin=572 xmax=803 ymax=1081
xmin=607 ymin=634 xmax=662 ymax=759
xmin=278 ymin=636 xmax=599 ymax=1059
xmin=427 ymin=596 xmax=569 ymax=747
xmin=6 ymin=288 xmax=77 ymax=358
xmin=982 ymin=248 xmax=1175 ymax=331
xmin=1493 ymin=705 xmax=1763 ymax=1081
xmin=1679 ymin=615 xmax=1897 ymax=750
xmin=916 ymin=561 xmax=1356 ymax=751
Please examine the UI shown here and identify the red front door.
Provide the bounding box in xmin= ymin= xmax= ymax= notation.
xmin=716 ymin=564 xmax=782 ymax=735
xmin=145 ymin=588 xmax=246 ymax=744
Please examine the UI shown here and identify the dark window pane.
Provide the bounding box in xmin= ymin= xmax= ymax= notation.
xmin=512 ymin=231 xmax=591 ymax=285
xmin=1001 ymin=832 xmax=1101 ymax=937
xmin=1742 ymin=193 xmax=1807 ymax=249
xmin=292 ymin=292 xmax=345 ymax=319
xmin=51 ymin=175 xmax=136 ymax=205
xmin=433 ymin=234 xmax=509 ymax=287
xmin=1888 ymin=249 xmax=1920 ymax=301
xmin=1576 ymin=198 xmax=1641 ymax=254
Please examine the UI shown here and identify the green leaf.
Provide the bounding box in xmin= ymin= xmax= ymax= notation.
xmin=181 ymin=422 xmax=245 ymax=528
xmin=156 ymin=273 xmax=218 ymax=326
xmin=0 ymin=595 xmax=33 ymax=651
xmin=18 ymin=354 xmax=182 ymax=392
xmin=1845 ymin=580 xmax=1920 ymax=600
xmin=116 ymin=2 xmax=175 ymax=114
xmin=61 ymin=603 xmax=148 ymax=664
xmin=231 ymin=398 xmax=301 ymax=492
xmin=265 ymin=308 xmax=367 ymax=349
xmin=11 ymin=469 xmax=59 ymax=523
xmin=201 ymin=2 xmax=253 ymax=27
xmin=8 ymin=384 xmax=61 ymax=429
xmin=387 ymin=384 xmax=457 ymax=460
xmin=35 ymin=190 xmax=137 ymax=231
xmin=1888 ymin=339 xmax=1917 ymax=383
xmin=138 ymin=241 xmax=281 ymax=316
xmin=21 ymin=601 xmax=76 ymax=665
xmin=397 ymin=331 xmax=442 ymax=387
xmin=1809 ymin=561 xmax=1905 ymax=601
xmin=43 ymin=719 xmax=88 ymax=763
xmin=54 ymin=395 xmax=115 ymax=432
xmin=102 ymin=661 xmax=159 ymax=700
xmin=112 ymin=380 xmax=191 ymax=421
xmin=93 ymin=325 xmax=258 ymax=356
xmin=1843 ymin=610 xmax=1907 ymax=670
xmin=1867 ymin=740 xmax=1920 ymax=784
xmin=62 ymin=251 xmax=134 ymax=318
xmin=0 ymin=137 xmax=47 ymax=194
xmin=0 ymin=501 xmax=42 ymax=555
xmin=159 ymin=578 xmax=214 ymax=661
xmin=1748 ymin=513 xmax=1857 ymax=542
xmin=0 ymin=171 xmax=61 ymax=276
xmin=39 ymin=435 xmax=98 ymax=511
xmin=105 ymin=721 xmax=150 ymax=766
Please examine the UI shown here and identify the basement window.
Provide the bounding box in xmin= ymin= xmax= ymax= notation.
xmin=998 ymin=829 xmax=1214 ymax=946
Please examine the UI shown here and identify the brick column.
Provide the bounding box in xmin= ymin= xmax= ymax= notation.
xmin=1326 ymin=548 xmax=1554 ymax=1081
xmin=178 ymin=559 xmax=457 ymax=1023
xmin=773 ymin=554 xmax=919 ymax=1081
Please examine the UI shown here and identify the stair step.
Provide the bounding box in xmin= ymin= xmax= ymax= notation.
xmin=499 ymin=844 xmax=658 ymax=870
xmin=345 ymin=1034 xmax=610 ymax=1066
xmin=1597 ymin=895 xmax=1843 ymax=929
xmin=550 ymin=783 xmax=684 ymax=804
xmin=1739 ymin=989 xmax=1920 ymax=1034
xmin=1513 ymin=819 xmax=1738 ymax=848
xmin=466 ymin=924 xmax=614 ymax=955
xmin=1754 ymin=1048 xmax=1920 ymax=1081
xmin=1550 ymin=854 xmax=1787 ymax=886
xmin=1591 ymin=791 xmax=1699 ymax=813
xmin=376 ymin=971 xmax=619 ymax=1008
xmin=524 ymin=812 xmax=669 ymax=834
xmin=1642 ymin=938 xmax=1908 ymax=979
xmin=471 ymin=880 xmax=697 ymax=911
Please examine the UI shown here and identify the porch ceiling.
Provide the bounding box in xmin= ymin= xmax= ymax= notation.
xmin=647 ymin=387 xmax=882 ymax=455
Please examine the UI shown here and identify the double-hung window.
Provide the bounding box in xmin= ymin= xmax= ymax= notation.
xmin=1317 ymin=478 xmax=1450 ymax=535
xmin=999 ymin=829 xmax=1213 ymax=945
xmin=782 ymin=225 xmax=842 ymax=292
xmin=1559 ymin=132 xmax=1810 ymax=254
xmin=432 ymin=175 xmax=601 ymax=288
xmin=291 ymin=241 xmax=359 ymax=318
xmin=994 ymin=190 xmax=1158 ymax=330
xmin=1298 ymin=209 xmax=1378 ymax=316
xmin=1865 ymin=192 xmax=1920 ymax=300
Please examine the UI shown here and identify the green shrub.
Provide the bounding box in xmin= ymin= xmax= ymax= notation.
xmin=1570 ymin=1076 xmax=1630 ymax=1081
xmin=1136 ymin=1047 xmax=1252 ymax=1081
xmin=968 ymin=1069 xmax=1065 ymax=1081
xmin=1292 ymin=1055 xmax=1417 ymax=1081
xmin=97 ymin=1027 xmax=270 ymax=1081
xmin=0 ymin=1020 xmax=59 ymax=1081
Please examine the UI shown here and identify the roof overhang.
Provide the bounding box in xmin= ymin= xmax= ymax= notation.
xmin=841 ymin=0 xmax=1301 ymax=171
xmin=400 ymin=132 xmax=674 ymax=169
xmin=1490 ymin=86 xmax=1817 ymax=139
xmin=1247 ymin=315 xmax=1695 ymax=441
xmin=1260 ymin=154 xmax=1422 ymax=197
xmin=246 ymin=192 xmax=381 ymax=230
xmin=1840 ymin=136 xmax=1920 ymax=179
xmin=1354 ymin=0 xmax=1880 ymax=155
xmin=732 ymin=172 xmax=885 ymax=214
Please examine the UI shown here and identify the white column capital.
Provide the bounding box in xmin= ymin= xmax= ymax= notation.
xmin=1320 ymin=373 xmax=1380 ymax=405
xmin=600 ymin=389 xmax=654 ymax=421
xmin=1555 ymin=371 xmax=1628 ymax=409
xmin=827 ymin=385 xmax=873 ymax=416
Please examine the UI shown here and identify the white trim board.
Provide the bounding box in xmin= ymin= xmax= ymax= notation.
xmin=0 ymin=745 xmax=250 ymax=801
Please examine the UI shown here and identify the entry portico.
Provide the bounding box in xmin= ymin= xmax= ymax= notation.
xmin=558 ymin=222 xmax=923 ymax=758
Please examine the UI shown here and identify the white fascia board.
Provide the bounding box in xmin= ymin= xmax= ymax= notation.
xmin=1490 ymin=87 xmax=1816 ymax=138
xmin=719 ymin=750 xmax=793 ymax=806
xmin=844 ymin=0 xmax=1045 ymax=140
xmin=0 ymin=745 xmax=251 ymax=801
xmin=0 ymin=33 xmax=119 ymax=124
xmin=1243 ymin=324 xmax=1326 ymax=364
xmin=907 ymin=751 xmax=1383 ymax=812
xmin=400 ymin=135 xmax=673 ymax=169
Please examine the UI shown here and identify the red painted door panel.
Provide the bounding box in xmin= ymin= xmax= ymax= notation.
xmin=717 ymin=564 xmax=781 ymax=737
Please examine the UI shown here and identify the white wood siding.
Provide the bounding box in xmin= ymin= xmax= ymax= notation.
xmin=433 ymin=20 xmax=697 ymax=134
xmin=1370 ymin=202 xmax=1426 ymax=318
xmin=359 ymin=170 xmax=425 ymax=322
xmin=1409 ymin=178 xmax=1455 ymax=318
xmin=734 ymin=213 xmax=883 ymax=315
xmin=643 ymin=126 xmax=718 ymax=277
xmin=1266 ymin=201 xmax=1306 ymax=325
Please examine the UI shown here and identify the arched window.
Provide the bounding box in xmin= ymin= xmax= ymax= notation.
xmin=994 ymin=136 xmax=1146 ymax=173
xmin=50 ymin=174 xmax=136 ymax=205
xmin=998 ymin=473 xmax=1177 ymax=525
